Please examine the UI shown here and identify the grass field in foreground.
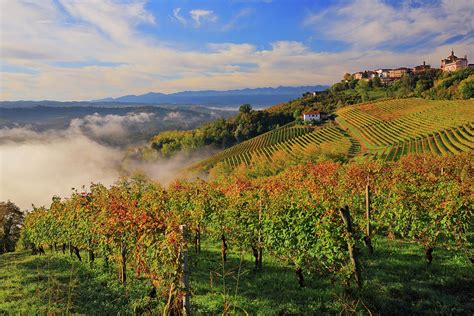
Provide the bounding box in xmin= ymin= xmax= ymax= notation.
xmin=1 ymin=238 xmax=473 ymax=314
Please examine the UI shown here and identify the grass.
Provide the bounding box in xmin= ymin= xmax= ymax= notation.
xmin=0 ymin=250 xmax=152 ymax=314
xmin=1 ymin=238 xmax=473 ymax=314
xmin=189 ymin=242 xmax=337 ymax=314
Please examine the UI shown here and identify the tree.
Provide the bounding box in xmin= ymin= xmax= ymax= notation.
xmin=348 ymin=79 xmax=358 ymax=89
xmin=356 ymin=80 xmax=370 ymax=102
xmin=399 ymin=74 xmax=415 ymax=96
xmin=239 ymin=104 xmax=252 ymax=114
xmin=459 ymin=76 xmax=474 ymax=99
xmin=414 ymin=79 xmax=432 ymax=97
xmin=0 ymin=201 xmax=24 ymax=253
xmin=372 ymin=76 xmax=382 ymax=88
xmin=343 ymin=73 xmax=352 ymax=81
xmin=331 ymin=82 xmax=347 ymax=93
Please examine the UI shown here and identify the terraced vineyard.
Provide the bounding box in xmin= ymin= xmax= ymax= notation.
xmin=193 ymin=98 xmax=473 ymax=170
xmin=193 ymin=123 xmax=353 ymax=169
xmin=335 ymin=98 xmax=474 ymax=160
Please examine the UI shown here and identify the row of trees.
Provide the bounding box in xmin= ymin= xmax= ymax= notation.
xmin=20 ymin=153 xmax=473 ymax=312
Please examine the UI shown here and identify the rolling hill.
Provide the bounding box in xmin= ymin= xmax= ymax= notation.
xmin=192 ymin=98 xmax=474 ymax=170
xmin=336 ymin=98 xmax=474 ymax=160
xmin=94 ymin=86 xmax=328 ymax=107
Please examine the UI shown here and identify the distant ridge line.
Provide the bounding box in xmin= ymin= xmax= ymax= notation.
xmin=93 ymin=85 xmax=329 ymax=106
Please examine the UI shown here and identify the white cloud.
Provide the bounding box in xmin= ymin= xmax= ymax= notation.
xmin=164 ymin=112 xmax=184 ymax=121
xmin=0 ymin=0 xmax=472 ymax=101
xmin=222 ymin=7 xmax=253 ymax=31
xmin=304 ymin=0 xmax=474 ymax=50
xmin=189 ymin=9 xmax=217 ymax=27
xmin=58 ymin=0 xmax=155 ymax=43
xmin=173 ymin=8 xmax=187 ymax=25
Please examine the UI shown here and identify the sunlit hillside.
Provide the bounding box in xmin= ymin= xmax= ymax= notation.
xmin=192 ymin=122 xmax=353 ymax=170
xmin=336 ymin=98 xmax=474 ymax=160
xmin=193 ymin=98 xmax=474 ymax=170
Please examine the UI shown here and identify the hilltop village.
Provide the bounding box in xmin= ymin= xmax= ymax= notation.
xmin=299 ymin=51 xmax=473 ymax=122
xmin=350 ymin=50 xmax=473 ymax=84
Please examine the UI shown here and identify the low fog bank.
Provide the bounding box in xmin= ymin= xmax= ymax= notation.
xmin=0 ymin=105 xmax=236 ymax=146
xmin=0 ymin=112 xmax=212 ymax=211
xmin=70 ymin=112 xmax=155 ymax=145
xmin=0 ymin=127 xmax=122 ymax=210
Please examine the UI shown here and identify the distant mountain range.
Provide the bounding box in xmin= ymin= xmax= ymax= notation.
xmin=93 ymin=86 xmax=329 ymax=107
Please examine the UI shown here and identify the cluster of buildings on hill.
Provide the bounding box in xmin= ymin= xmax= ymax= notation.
xmin=302 ymin=50 xmax=473 ymax=123
xmin=351 ymin=50 xmax=473 ymax=84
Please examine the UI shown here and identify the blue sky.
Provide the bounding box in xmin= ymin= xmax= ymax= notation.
xmin=139 ymin=1 xmax=342 ymax=52
xmin=0 ymin=0 xmax=473 ymax=101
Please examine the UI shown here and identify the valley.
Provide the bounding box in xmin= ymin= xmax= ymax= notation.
xmin=2 ymin=2 xmax=474 ymax=313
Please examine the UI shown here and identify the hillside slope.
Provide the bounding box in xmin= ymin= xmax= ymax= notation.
xmin=192 ymin=122 xmax=354 ymax=170
xmin=144 ymin=68 xmax=472 ymax=163
xmin=192 ymin=98 xmax=473 ymax=170
xmin=336 ymin=98 xmax=474 ymax=160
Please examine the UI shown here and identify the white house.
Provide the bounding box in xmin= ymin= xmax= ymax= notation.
xmin=303 ymin=110 xmax=322 ymax=122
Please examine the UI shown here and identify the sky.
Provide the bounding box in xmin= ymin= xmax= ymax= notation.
xmin=0 ymin=0 xmax=473 ymax=101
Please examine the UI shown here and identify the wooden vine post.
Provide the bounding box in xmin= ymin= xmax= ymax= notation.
xmin=366 ymin=181 xmax=371 ymax=237
xmin=120 ymin=240 xmax=127 ymax=285
xmin=221 ymin=234 xmax=227 ymax=262
xmin=194 ymin=188 xmax=201 ymax=254
xmin=339 ymin=205 xmax=362 ymax=289
xmin=258 ymin=198 xmax=263 ymax=270
xmin=179 ymin=225 xmax=191 ymax=315
xmin=88 ymin=239 xmax=95 ymax=265
xmin=252 ymin=198 xmax=263 ymax=271
xmin=195 ymin=223 xmax=201 ymax=254
xmin=364 ymin=178 xmax=374 ymax=254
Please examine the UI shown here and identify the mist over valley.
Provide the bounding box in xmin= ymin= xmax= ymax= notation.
xmin=0 ymin=104 xmax=235 ymax=210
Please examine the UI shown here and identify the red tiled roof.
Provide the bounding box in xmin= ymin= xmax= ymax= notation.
xmin=303 ymin=111 xmax=321 ymax=115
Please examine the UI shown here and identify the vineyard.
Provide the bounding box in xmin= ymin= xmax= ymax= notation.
xmin=193 ymin=123 xmax=354 ymax=170
xmin=5 ymin=98 xmax=474 ymax=314
xmin=336 ymin=98 xmax=474 ymax=160
xmin=15 ymin=153 xmax=474 ymax=314
xmin=192 ymin=98 xmax=473 ymax=170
